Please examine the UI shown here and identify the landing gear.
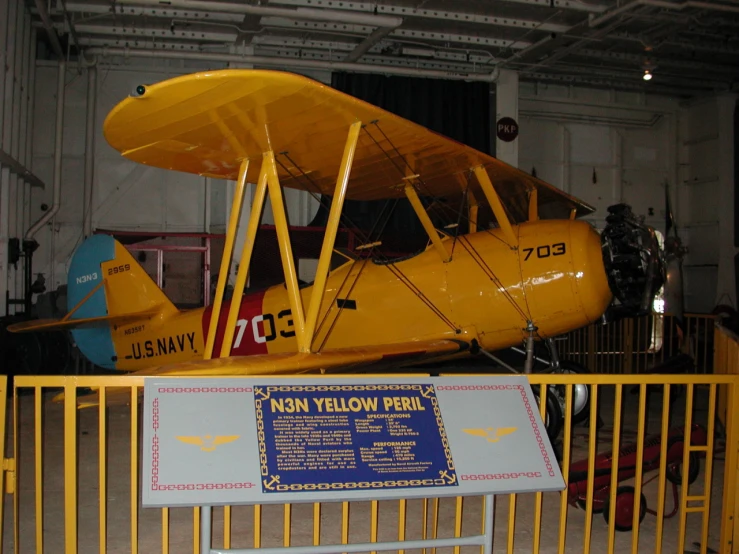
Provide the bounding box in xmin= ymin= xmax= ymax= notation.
xmin=509 ymin=338 xmax=593 ymax=429
xmin=480 ymin=335 xmax=592 ymax=441
xmin=531 ymin=384 xmax=563 ymax=441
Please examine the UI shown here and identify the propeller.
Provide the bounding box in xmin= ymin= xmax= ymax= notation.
xmin=663 ymin=182 xmax=689 ymax=353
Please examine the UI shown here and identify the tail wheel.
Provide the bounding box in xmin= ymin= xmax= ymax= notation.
xmin=557 ymin=360 xmax=591 ymax=425
xmin=531 ymin=385 xmax=563 ymax=441
xmin=603 ymin=486 xmax=647 ymax=532
xmin=666 ymin=451 xmax=700 ymax=485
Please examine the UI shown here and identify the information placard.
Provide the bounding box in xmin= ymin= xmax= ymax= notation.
xmin=256 ymin=383 xmax=456 ymax=494
xmin=142 ymin=376 xmax=564 ymax=507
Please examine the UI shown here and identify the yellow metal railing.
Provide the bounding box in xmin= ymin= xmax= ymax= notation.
xmin=558 ymin=313 xmax=716 ymax=374
xmin=7 ymin=367 xmax=739 ymax=554
xmin=0 ymin=376 xmax=7 ymax=553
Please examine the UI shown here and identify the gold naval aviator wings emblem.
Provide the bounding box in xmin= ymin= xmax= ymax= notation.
xmin=176 ymin=435 xmax=240 ymax=452
xmin=463 ymin=427 xmax=517 ymax=443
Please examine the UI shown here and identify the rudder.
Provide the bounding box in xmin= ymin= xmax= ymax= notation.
xmin=67 ymin=234 xmax=176 ymax=368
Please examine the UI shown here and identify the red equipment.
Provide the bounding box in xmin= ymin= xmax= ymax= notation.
xmin=567 ymin=423 xmax=708 ymax=531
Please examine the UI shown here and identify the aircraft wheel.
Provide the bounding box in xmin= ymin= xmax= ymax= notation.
xmin=531 ymin=385 xmax=563 ymax=441
xmin=603 ymin=486 xmax=646 ymax=532
xmin=666 ymin=451 xmax=700 ymax=485
xmin=556 ymin=360 xmax=591 ymax=425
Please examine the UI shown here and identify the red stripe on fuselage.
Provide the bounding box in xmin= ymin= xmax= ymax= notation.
xmin=201 ymin=290 xmax=270 ymax=356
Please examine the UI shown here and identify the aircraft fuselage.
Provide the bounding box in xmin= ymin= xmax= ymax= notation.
xmin=109 ymin=218 xmax=611 ymax=372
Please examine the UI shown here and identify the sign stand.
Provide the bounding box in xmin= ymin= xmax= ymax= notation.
xmin=201 ymin=494 xmax=495 ymax=554
xmin=143 ymin=376 xmax=563 ymax=553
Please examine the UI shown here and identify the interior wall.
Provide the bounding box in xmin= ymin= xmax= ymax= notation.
xmin=518 ymin=82 xmax=680 ymax=234
xmin=678 ymin=94 xmax=738 ymax=314
xmin=0 ymin=0 xmax=35 ymax=315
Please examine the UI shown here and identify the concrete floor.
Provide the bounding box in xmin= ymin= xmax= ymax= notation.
xmin=1 ymin=383 xmax=725 ymax=554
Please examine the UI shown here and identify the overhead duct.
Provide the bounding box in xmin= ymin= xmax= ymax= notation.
xmin=83 ymin=66 xmax=97 ymax=237
xmin=86 ymin=47 xmax=499 ymax=82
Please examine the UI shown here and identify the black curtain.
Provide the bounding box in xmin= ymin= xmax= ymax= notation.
xmin=309 ymin=72 xmax=491 ymax=254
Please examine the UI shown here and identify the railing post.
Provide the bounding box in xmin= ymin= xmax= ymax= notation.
xmin=720 ymin=377 xmax=739 ymax=552
xmin=623 ymin=318 xmax=634 ymax=374
xmin=587 ymin=323 xmax=597 ymax=373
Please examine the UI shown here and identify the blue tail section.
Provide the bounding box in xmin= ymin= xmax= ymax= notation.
xmin=67 ymin=234 xmax=117 ymax=369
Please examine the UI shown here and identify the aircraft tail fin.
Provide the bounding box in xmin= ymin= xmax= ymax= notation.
xmin=9 ymin=234 xmax=178 ymax=369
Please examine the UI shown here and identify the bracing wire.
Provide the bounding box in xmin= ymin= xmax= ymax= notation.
xmin=276 ymin=136 xmax=459 ymax=342
xmin=364 ymin=122 xmax=533 ymax=322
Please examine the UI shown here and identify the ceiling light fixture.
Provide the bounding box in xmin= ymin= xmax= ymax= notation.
xmin=643 ymin=69 xmax=652 ymax=81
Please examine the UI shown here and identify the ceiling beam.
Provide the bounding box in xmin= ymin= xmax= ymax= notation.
xmin=70 ymin=23 xmax=239 ymax=43
xmin=271 ymin=0 xmax=573 ymax=32
xmin=63 ymin=2 xmax=246 ymax=22
xmin=260 ymin=17 xmax=532 ymax=49
xmin=254 ymin=45 xmax=486 ymax=73
xmin=117 ymin=0 xmax=403 ymax=27
xmin=86 ymin=46 xmax=498 ymax=81
xmin=576 ymin=47 xmax=739 ymax=75
xmin=271 ymin=0 xmax=606 ymax=15
xmin=251 ymin=36 xmax=498 ymax=64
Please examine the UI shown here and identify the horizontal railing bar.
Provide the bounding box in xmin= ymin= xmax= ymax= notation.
xmin=12 ymin=374 xmax=739 ymax=387
xmin=689 ymin=446 xmax=710 ymax=453
xmin=210 ymin=534 xmax=485 ymax=554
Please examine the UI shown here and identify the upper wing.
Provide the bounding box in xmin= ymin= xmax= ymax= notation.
xmin=103 ymin=69 xmax=594 ymax=222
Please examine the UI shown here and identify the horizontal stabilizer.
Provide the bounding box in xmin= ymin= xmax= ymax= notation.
xmin=7 ymin=310 xmax=159 ymax=333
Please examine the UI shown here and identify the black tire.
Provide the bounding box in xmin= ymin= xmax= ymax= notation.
xmin=531 ymin=384 xmax=564 ymax=441
xmin=666 ymin=451 xmax=700 ymax=485
xmin=557 ymin=360 xmax=592 ymax=425
xmin=603 ymin=485 xmax=647 ymax=532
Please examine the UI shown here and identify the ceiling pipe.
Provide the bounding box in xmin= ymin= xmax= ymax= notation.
xmin=117 ymin=0 xmax=404 ymax=28
xmin=83 ymin=66 xmax=97 ymax=237
xmin=26 ymin=62 xmax=66 ymax=239
xmin=33 ymin=0 xmax=65 ymax=59
xmin=590 ymin=0 xmax=739 ymax=28
xmin=86 ymin=47 xmax=499 ymax=81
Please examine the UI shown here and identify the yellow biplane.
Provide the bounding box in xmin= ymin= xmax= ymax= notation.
xmin=9 ymin=70 xmax=664 ymax=404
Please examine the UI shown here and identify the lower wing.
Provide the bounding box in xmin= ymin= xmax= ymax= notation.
xmin=65 ymin=338 xmax=470 ymax=407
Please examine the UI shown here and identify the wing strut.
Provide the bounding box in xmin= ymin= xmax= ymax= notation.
xmin=404 ymin=183 xmax=451 ymax=263
xmin=219 ymin=163 xmax=269 ymax=357
xmin=304 ymin=120 xmax=362 ymax=351
xmin=264 ymin=150 xmax=309 ymax=351
xmin=468 ymin=189 xmax=479 ymax=234
xmin=528 ymin=188 xmax=539 ymax=222
xmin=473 ymin=165 xmax=519 ymax=249
xmin=204 ymin=158 xmax=249 ymax=359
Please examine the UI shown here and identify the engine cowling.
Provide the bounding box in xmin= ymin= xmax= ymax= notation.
xmin=600 ymin=204 xmax=664 ymax=320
